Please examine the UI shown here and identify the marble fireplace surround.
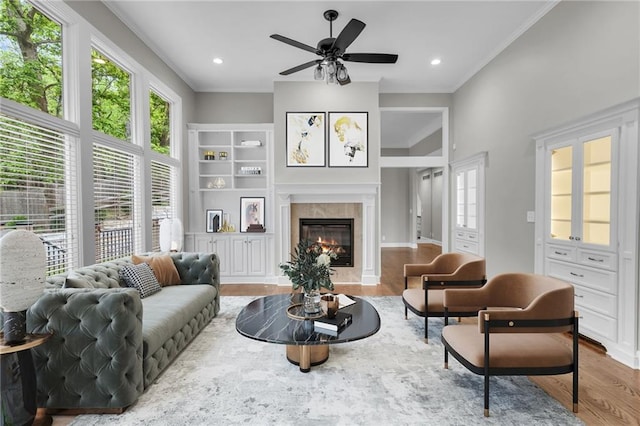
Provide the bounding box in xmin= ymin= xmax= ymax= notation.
xmin=276 ymin=183 xmax=379 ymax=285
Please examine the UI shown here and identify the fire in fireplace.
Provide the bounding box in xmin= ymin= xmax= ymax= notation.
xmin=299 ymin=218 xmax=354 ymax=267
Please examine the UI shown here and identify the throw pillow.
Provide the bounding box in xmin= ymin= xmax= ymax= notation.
xmin=131 ymin=254 xmax=181 ymax=286
xmin=63 ymin=272 xmax=94 ymax=288
xmin=120 ymin=263 xmax=162 ymax=298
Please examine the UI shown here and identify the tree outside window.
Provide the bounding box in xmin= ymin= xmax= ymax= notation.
xmin=91 ymin=49 xmax=131 ymax=141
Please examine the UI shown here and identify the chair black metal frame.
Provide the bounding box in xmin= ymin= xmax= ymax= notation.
xmin=442 ymin=308 xmax=579 ymax=417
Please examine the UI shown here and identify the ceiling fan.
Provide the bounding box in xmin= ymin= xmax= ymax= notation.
xmin=270 ymin=9 xmax=398 ymax=85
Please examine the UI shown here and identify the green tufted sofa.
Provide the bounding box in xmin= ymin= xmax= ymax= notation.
xmin=26 ymin=252 xmax=220 ymax=412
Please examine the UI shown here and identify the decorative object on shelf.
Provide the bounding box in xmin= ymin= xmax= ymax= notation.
xmin=240 ymin=140 xmax=262 ymax=147
xmin=219 ymin=213 xmax=235 ymax=232
xmin=204 ymin=151 xmax=215 ymax=160
xmin=286 ymin=112 xmax=326 ymax=167
xmin=239 ymin=166 xmax=262 ymax=175
xmin=218 ymin=151 xmax=228 ymax=160
xmin=247 ymin=224 xmax=266 ymax=233
xmin=206 ymin=209 xmax=223 ymax=233
xmin=213 ymin=177 xmax=226 ymax=188
xmin=279 ymin=239 xmax=337 ymax=314
xmin=328 ymin=112 xmax=368 ymax=167
xmin=159 ymin=218 xmax=184 ymax=252
xmin=0 ymin=230 xmax=46 ymax=344
xmin=240 ymin=197 xmax=265 ymax=232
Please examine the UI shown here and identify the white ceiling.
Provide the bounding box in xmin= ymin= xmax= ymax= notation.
xmin=103 ymin=1 xmax=555 ymax=150
xmin=105 ymin=1 xmax=556 ymax=94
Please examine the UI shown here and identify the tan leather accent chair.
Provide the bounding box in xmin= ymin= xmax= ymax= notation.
xmin=402 ymin=252 xmax=487 ymax=342
xmin=441 ymin=273 xmax=579 ymax=417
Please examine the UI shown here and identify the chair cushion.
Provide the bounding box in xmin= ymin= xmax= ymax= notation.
xmin=442 ymin=324 xmax=573 ymax=369
xmin=120 ymin=263 xmax=162 ymax=298
xmin=132 ymin=254 xmax=181 ymax=287
xmin=402 ymin=288 xmax=444 ymax=313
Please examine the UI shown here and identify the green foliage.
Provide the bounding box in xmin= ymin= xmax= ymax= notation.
xmin=150 ymin=90 xmax=170 ymax=155
xmin=0 ymin=0 xmax=62 ymax=116
xmin=91 ymin=49 xmax=131 ymax=141
xmin=279 ymin=239 xmax=337 ymax=293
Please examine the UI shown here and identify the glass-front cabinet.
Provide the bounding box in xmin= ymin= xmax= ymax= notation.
xmin=547 ymin=131 xmax=616 ymax=251
xmin=451 ymin=152 xmax=486 ymax=256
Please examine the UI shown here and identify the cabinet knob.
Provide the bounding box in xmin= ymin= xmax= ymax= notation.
xmin=587 ymin=256 xmax=603 ymax=262
xmin=569 ymin=272 xmax=584 ymax=278
xmin=574 ymin=294 xmax=584 ymax=298
xmin=575 ymin=236 xmax=581 ymax=241
xmin=569 ymin=236 xmax=575 ymax=240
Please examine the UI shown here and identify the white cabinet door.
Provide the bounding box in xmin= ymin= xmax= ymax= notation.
xmin=546 ymin=130 xmax=617 ymax=252
xmin=193 ymin=234 xmax=213 ymax=252
xmin=230 ymin=236 xmax=248 ymax=275
xmin=246 ymin=236 xmax=266 ymax=275
xmin=229 ymin=235 xmax=266 ymax=276
xmin=211 ymin=236 xmax=229 ymax=275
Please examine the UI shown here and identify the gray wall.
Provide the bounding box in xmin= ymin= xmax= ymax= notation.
xmin=452 ymin=1 xmax=640 ymax=277
xmin=380 ymin=168 xmax=411 ymax=244
xmin=411 ymin=129 xmax=442 ymax=156
xmin=273 ymin=82 xmax=380 ymax=183
xmin=194 ymin=93 xmax=273 ymax=123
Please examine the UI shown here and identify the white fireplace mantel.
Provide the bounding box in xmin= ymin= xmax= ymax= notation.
xmin=275 ymin=183 xmax=380 ymax=285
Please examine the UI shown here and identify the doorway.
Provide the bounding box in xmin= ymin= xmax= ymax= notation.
xmin=379 ymin=107 xmax=449 ymax=250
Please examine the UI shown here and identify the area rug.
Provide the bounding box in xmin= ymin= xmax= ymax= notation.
xmin=71 ymin=296 xmax=583 ymax=426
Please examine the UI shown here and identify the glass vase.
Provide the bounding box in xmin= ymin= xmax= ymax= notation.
xmin=303 ymin=288 xmax=321 ymax=314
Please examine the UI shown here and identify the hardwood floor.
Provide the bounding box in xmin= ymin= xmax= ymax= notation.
xmin=223 ymin=243 xmax=640 ymax=426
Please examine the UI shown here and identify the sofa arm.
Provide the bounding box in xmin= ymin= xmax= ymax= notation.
xmin=27 ymin=288 xmax=143 ymax=410
xmin=170 ymin=252 xmax=220 ymax=288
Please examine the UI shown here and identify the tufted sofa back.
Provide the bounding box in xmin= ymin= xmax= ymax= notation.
xmin=45 ymin=252 xmax=220 ymax=290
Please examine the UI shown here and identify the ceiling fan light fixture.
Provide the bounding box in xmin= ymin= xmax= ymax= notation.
xmin=327 ymin=72 xmax=337 ymax=84
xmin=337 ymin=64 xmax=349 ymax=82
xmin=314 ymin=65 xmax=325 ymax=80
xmin=326 ymin=61 xmax=336 ymax=75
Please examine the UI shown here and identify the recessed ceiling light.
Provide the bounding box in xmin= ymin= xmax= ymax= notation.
xmin=213 ymin=57 xmax=223 ymax=65
xmin=430 ymin=58 xmax=441 ymax=66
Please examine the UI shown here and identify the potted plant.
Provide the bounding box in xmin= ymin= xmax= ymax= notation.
xmin=280 ymin=239 xmax=337 ymax=314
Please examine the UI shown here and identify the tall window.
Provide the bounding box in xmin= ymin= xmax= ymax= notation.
xmin=149 ymin=87 xmax=178 ymax=250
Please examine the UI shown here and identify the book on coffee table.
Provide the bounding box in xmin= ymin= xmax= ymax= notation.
xmin=314 ymin=311 xmax=352 ymax=334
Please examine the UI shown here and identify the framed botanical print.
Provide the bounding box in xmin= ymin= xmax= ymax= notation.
xmin=328 ymin=112 xmax=368 ymax=167
xmin=286 ymin=112 xmax=326 ymax=167
xmin=240 ymin=197 xmax=265 ymax=232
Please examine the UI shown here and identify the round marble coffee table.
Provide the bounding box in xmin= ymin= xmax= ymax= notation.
xmin=236 ymin=293 xmax=380 ymax=372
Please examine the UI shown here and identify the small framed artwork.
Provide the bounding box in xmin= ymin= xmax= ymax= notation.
xmin=240 ymin=197 xmax=265 ymax=232
xmin=286 ymin=112 xmax=326 ymax=167
xmin=328 ymin=112 xmax=368 ymax=167
xmin=206 ymin=209 xmax=223 ymax=233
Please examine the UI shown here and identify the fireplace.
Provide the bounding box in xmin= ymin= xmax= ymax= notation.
xmin=299 ymin=218 xmax=354 ymax=267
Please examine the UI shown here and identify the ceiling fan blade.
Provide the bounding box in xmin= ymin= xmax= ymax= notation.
xmin=332 ymin=19 xmax=366 ymax=53
xmin=270 ymin=34 xmax=318 ymax=54
xmin=279 ymin=60 xmax=320 ymax=76
xmin=342 ymin=53 xmax=398 ymax=64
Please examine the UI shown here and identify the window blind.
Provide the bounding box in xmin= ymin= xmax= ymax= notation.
xmin=0 ymin=113 xmax=79 ymax=275
xmin=93 ymin=144 xmax=136 ymax=262
xmin=150 ymin=160 xmax=175 ymax=251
